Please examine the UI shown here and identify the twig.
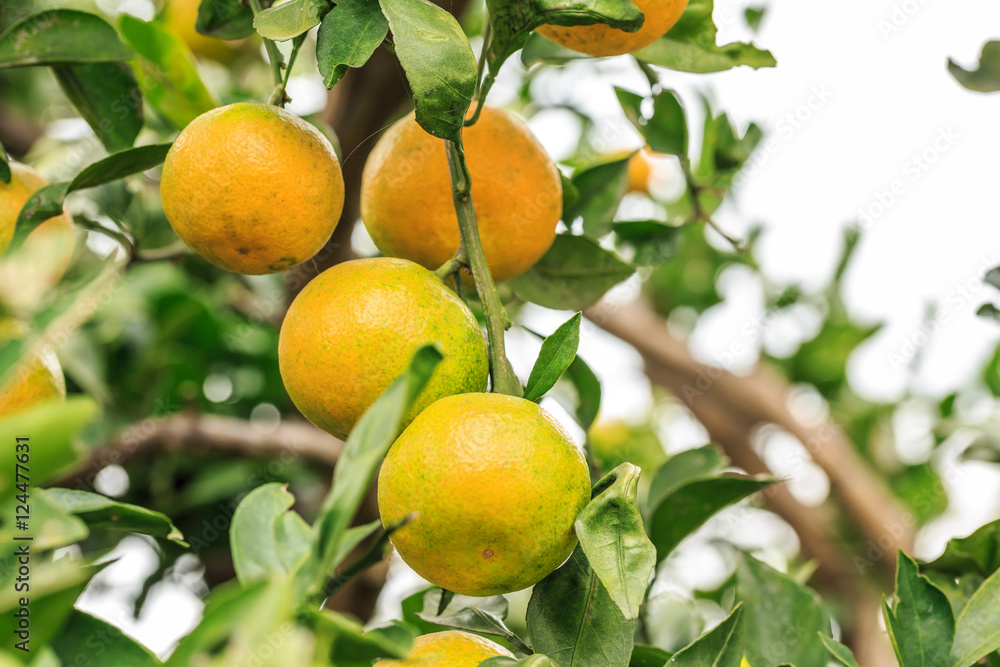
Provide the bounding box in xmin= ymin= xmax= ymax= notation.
xmin=269 ymin=34 xmax=306 ymax=107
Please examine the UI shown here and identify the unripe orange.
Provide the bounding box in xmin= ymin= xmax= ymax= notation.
xmin=374 ymin=631 xmax=514 ymax=666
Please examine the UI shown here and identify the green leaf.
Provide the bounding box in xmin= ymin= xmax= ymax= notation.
xmin=0 ymin=10 xmax=131 ymax=68
xmin=616 ymin=87 xmax=688 ymax=156
xmin=633 ymin=0 xmax=775 ymax=73
xmin=744 ymin=6 xmax=766 ymax=32
xmin=883 ymin=553 xmax=954 ymax=667
xmin=164 ymin=580 xmax=266 ymax=666
xmin=527 ymin=547 xmax=635 ymax=667
xmin=646 ymin=445 xmax=726 ymax=511
xmin=0 ymin=489 xmax=87 ymax=551
xmin=510 ymin=234 xmax=635 ymax=311
xmin=564 ymin=157 xmax=630 ymax=237
xmin=294 ymin=345 xmax=443 ymax=599
xmin=52 ymin=611 xmax=161 ymax=666
xmin=927 ymin=519 xmax=1000 ymax=578
xmin=614 ymin=220 xmax=680 ymax=266
xmin=820 ymin=635 xmax=862 ymax=667
xmin=323 ymin=518 xmax=409 ymax=599
xmin=485 ymin=0 xmax=644 ymax=75
xmin=416 ymin=589 xmax=531 ymax=655
xmin=630 ymin=644 xmax=673 ymax=667
xmin=0 ymin=141 xmax=10 ymax=184
xmin=378 ymin=0 xmax=476 ymax=141
xmin=314 ymin=610 xmax=413 ymax=663
xmin=52 ymin=63 xmax=143 ymax=153
xmin=576 ymin=463 xmax=656 ymax=620
xmin=196 ymin=0 xmax=257 ymax=39
xmin=524 ymin=312 xmax=582 ymax=402
xmin=0 ymin=559 xmax=91 ymax=654
xmin=561 ymin=353 xmax=601 ymax=430
xmin=230 ymin=483 xmax=310 ymax=584
xmin=8 ymin=143 xmax=171 ymax=252
xmin=254 ymin=0 xmax=330 ymax=41
xmin=737 ymin=553 xmax=831 ymax=667
xmin=482 ymin=657 xmax=558 ymax=666
xmin=117 ymin=15 xmax=218 ymax=130
xmin=949 ymin=41 xmax=1000 ymax=93
xmin=665 ymin=603 xmax=742 ymax=666
xmin=39 ymin=488 xmax=185 ymax=543
xmin=949 ymin=564 xmax=1000 ymax=666
xmin=316 ymin=0 xmax=388 ymax=87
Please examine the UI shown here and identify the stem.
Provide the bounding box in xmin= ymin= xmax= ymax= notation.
xmin=634 ymin=57 xmax=660 ymax=92
xmin=444 ymin=138 xmax=521 ymax=396
xmin=465 ymin=20 xmax=493 ymax=127
xmin=248 ymin=0 xmax=285 ymax=95
xmin=434 ymin=251 xmax=467 ymax=281
xmin=268 ymin=34 xmax=305 ymax=107
xmin=682 ymin=160 xmax=743 ymax=252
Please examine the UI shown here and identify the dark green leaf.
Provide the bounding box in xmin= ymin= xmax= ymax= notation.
xmin=52 ymin=611 xmax=161 ymax=666
xmin=883 ymin=553 xmax=954 ymax=667
xmin=416 ymin=589 xmax=531 ymax=655
xmin=52 ymin=62 xmax=143 ymax=153
xmin=316 ymin=0 xmax=388 ymax=87
xmin=0 ymin=142 xmax=10 ymax=184
xmin=254 ymin=0 xmax=330 ymax=41
xmin=560 ymin=172 xmax=580 ymax=212
xmin=949 ymin=41 xmax=1000 ymax=93
xmin=616 ymin=87 xmax=688 ymax=156
xmin=527 ymin=547 xmax=635 ymax=667
xmin=378 ymin=0 xmax=476 ymax=141
xmin=39 ymin=488 xmax=185 ymax=543
xmin=927 ymin=519 xmax=1000 ymax=578
xmin=633 ymin=0 xmax=774 ymax=73
xmin=646 ymin=445 xmax=726 ymax=512
xmin=485 ymin=0 xmax=643 ymax=75
xmin=0 ymin=10 xmax=131 ymax=68
xmin=561 ymin=353 xmax=601 ymax=430
xmin=949 ymin=564 xmax=1000 ymax=666
xmin=630 ymin=644 xmax=673 ymax=667
xmin=614 ymin=220 xmax=680 ymax=266
xmin=231 ymin=483 xmax=310 ymax=584
xmin=118 ymin=15 xmax=218 ymax=130
xmin=820 ymin=635 xmax=862 ymax=667
xmin=576 ymin=463 xmax=656 ymax=620
xmin=743 ymin=6 xmax=765 ymax=31
xmin=977 ymin=303 xmax=1000 ymax=324
xmin=564 ymin=157 xmax=630 ymax=236
xmin=197 ymin=0 xmax=257 ymax=39
xmin=524 ymin=312 xmax=582 ymax=402
xmin=738 ymin=554 xmax=831 ymax=667
xmin=665 ymin=603 xmax=742 ymax=666
xmin=510 ymin=234 xmax=635 ymax=311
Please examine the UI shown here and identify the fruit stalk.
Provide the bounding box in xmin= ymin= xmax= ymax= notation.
xmin=444 ymin=138 xmax=521 ymax=396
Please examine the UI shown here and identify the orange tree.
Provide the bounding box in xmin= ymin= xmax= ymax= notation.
xmin=1 ymin=1 xmax=1000 ymax=667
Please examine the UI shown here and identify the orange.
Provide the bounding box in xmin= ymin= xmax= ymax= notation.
xmin=160 ymin=102 xmax=344 ymax=275
xmin=627 ymin=148 xmax=653 ymax=193
xmin=537 ymin=0 xmax=690 ymax=57
xmin=378 ymin=393 xmax=592 ymax=596
xmin=374 ymin=631 xmax=514 ymax=667
xmin=0 ymin=320 xmax=66 ymax=418
xmin=278 ymin=258 xmax=488 ymax=440
xmin=361 ymin=107 xmax=561 ymax=282
xmin=159 ymin=0 xmax=241 ymax=63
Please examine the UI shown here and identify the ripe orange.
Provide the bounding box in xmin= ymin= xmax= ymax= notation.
xmin=627 ymin=148 xmax=653 ymax=193
xmin=278 ymin=258 xmax=488 ymax=440
xmin=374 ymin=631 xmax=514 ymax=667
xmin=378 ymin=393 xmax=592 ymax=596
xmin=361 ymin=107 xmax=562 ymax=282
xmin=160 ymin=102 xmax=344 ymax=275
xmin=537 ymin=0 xmax=690 ymax=57
xmin=0 ymin=320 xmax=66 ymax=418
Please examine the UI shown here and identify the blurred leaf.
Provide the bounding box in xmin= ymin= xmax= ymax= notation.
xmin=0 ymin=140 xmax=10 ymax=184
xmin=950 ymin=565 xmax=1000 ymax=666
xmin=927 ymin=520 xmax=1000 ymax=579
xmin=39 ymin=488 xmax=185 ymax=543
xmin=616 ymin=87 xmax=688 ymax=156
xmin=323 ymin=518 xmax=408 ymax=599
xmin=695 ymin=101 xmax=765 ymax=188
xmin=231 ymin=483 xmax=309 ymax=584
xmin=528 ymin=547 xmax=635 ymax=667
xmin=0 ymin=489 xmax=87 ymax=551
xmin=196 ymin=0 xmax=257 ymax=39
xmin=118 ymin=15 xmax=218 ymax=130
xmin=0 ymin=559 xmax=91 ymax=655
xmin=316 ymin=0 xmax=387 ymax=87
xmin=254 ymin=0 xmax=330 ymax=41
xmin=576 ymin=463 xmax=656 ymax=620
xmin=744 ymin=6 xmax=766 ymax=31
xmin=665 ymin=603 xmax=742 ymax=666
xmin=564 ymin=156 xmax=630 ymax=236
xmin=883 ymin=553 xmax=954 ymax=667
xmin=630 ymin=644 xmax=673 ymax=666
xmin=52 ymin=62 xmax=142 ymax=153
xmin=647 ymin=445 xmax=726 ymax=510
xmin=560 ymin=172 xmax=580 ymax=212
xmin=524 ymin=312 xmax=581 ymax=402
xmin=485 ymin=0 xmax=643 ymax=75
xmin=330 ymin=519 xmax=381 ymax=572
xmin=165 ymin=579 xmax=268 ymax=666
xmin=890 ymin=463 xmax=946 ymax=523
xmin=0 ymin=10 xmax=131 ymax=67
xmin=521 ymin=31 xmax=587 ymax=67
xmin=633 ymin=0 xmax=775 ymax=73
xmin=416 ymin=589 xmax=531 ymax=654
xmin=738 ymin=554 xmax=831 ymax=667
xmin=976 ymin=303 xmax=1000 ymax=324
xmin=820 ymin=635 xmax=862 ymax=667
xmin=315 ymin=611 xmax=414 ymax=664
xmin=588 ymin=421 xmax=666 ymax=475
xmin=379 ymin=0 xmax=476 ymax=141
xmin=614 ymin=220 xmax=680 ymax=266
xmin=52 ymin=611 xmax=161 ymax=666
xmin=783 ymin=319 xmax=880 ymax=395
xmin=9 ymin=143 xmax=171 ymax=250
xmin=510 ymin=234 xmax=635 ymax=311
xmin=482 ymin=657 xmax=558 ymax=667
xmin=949 ymin=41 xmax=1000 ymax=93
xmin=647 ymin=225 xmax=731 ymax=316
xmin=561 ymin=353 xmax=601 ymax=430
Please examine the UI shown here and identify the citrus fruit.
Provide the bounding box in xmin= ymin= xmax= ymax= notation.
xmin=627 ymin=148 xmax=653 ymax=193
xmin=160 ymin=102 xmax=344 ymax=275
xmin=0 ymin=320 xmax=66 ymax=418
xmin=278 ymin=257 xmax=488 ymax=439
xmin=537 ymin=0 xmax=690 ymax=57
xmin=373 ymin=631 xmax=514 ymax=667
xmin=361 ymin=107 xmax=561 ymax=282
xmin=378 ymin=393 xmax=592 ymax=596
xmin=159 ymin=0 xmax=241 ymax=63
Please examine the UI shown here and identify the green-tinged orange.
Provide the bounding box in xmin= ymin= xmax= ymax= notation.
xmin=374 ymin=631 xmax=514 ymax=667
xmin=160 ymin=102 xmax=344 ymax=275
xmin=378 ymin=393 xmax=592 ymax=596
xmin=361 ymin=107 xmax=561 ymax=282
xmin=278 ymin=258 xmax=488 ymax=440
xmin=537 ymin=0 xmax=690 ymax=57
xmin=0 ymin=320 xmax=66 ymax=418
